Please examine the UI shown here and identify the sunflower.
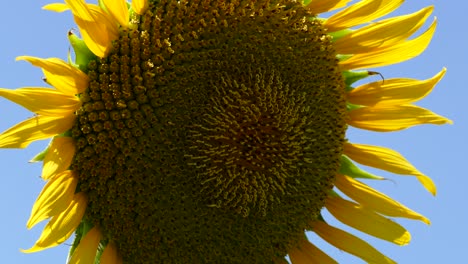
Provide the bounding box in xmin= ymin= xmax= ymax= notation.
xmin=0 ymin=0 xmax=451 ymax=263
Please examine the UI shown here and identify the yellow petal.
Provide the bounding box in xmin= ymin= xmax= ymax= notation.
xmin=21 ymin=193 xmax=87 ymax=253
xmin=312 ymin=221 xmax=396 ymax=264
xmin=339 ymin=19 xmax=437 ymax=70
xmin=334 ymin=174 xmax=430 ymax=224
xmin=68 ymin=227 xmax=101 ymax=264
xmin=16 ymin=56 xmax=88 ymax=95
xmin=43 ymin=3 xmax=70 ymax=12
xmin=348 ymin=104 xmax=452 ymax=132
xmin=343 ymin=142 xmax=437 ymax=195
xmin=324 ymin=0 xmax=404 ymax=32
xmin=102 ymin=0 xmax=129 ymax=27
xmin=0 ymin=114 xmax=75 ymax=149
xmin=63 ymin=0 xmax=118 ymax=58
xmin=289 ymin=238 xmax=337 ymax=264
xmin=132 ymin=0 xmax=149 ymax=15
xmin=84 ymin=4 xmax=118 ymax=36
xmin=347 ymin=68 xmax=446 ymax=106
xmin=101 ymin=242 xmax=123 ymax=264
xmin=72 ymin=8 xmax=118 ymax=58
xmin=0 ymin=87 xmax=80 ymax=116
xmin=63 ymin=0 xmax=93 ymax=19
xmin=334 ymin=6 xmax=433 ymax=54
xmin=42 ymin=136 xmax=76 ymax=180
xmin=27 ymin=170 xmax=77 ymax=229
xmin=304 ymin=0 xmax=351 ymax=14
xmin=325 ymin=196 xmax=411 ymax=245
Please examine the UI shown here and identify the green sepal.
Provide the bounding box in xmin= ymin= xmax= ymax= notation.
xmin=68 ymin=220 xmax=105 ymax=264
xmin=329 ymin=28 xmax=352 ymax=42
xmin=328 ymin=189 xmax=340 ymax=197
xmin=67 ymin=220 xmax=94 ymax=262
xmin=302 ymin=0 xmax=312 ymax=5
xmin=314 ymin=17 xmax=326 ymax=23
xmin=94 ymin=241 xmax=107 ymax=264
xmin=336 ymin=54 xmax=352 ymax=61
xmin=343 ymin=70 xmax=385 ymax=89
xmin=97 ymin=0 xmax=106 ymax=13
xmin=82 ymin=220 xmax=94 ymax=236
xmin=346 ymin=102 xmax=362 ymax=111
xmin=67 ymin=221 xmax=84 ymax=262
xmin=68 ymin=31 xmax=96 ymax=72
xmin=342 ymin=70 xmax=371 ymax=88
xmin=29 ymin=132 xmax=73 ymax=163
xmin=317 ymin=213 xmax=326 ymax=222
xmin=62 ymin=130 xmax=72 ymax=137
xmin=67 ymin=50 xmax=75 ymax=67
xmin=29 ymin=144 xmax=49 ymax=163
xmin=339 ymin=155 xmax=384 ymax=180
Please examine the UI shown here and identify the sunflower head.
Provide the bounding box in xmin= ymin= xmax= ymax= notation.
xmin=70 ymin=2 xmax=347 ymax=261
xmin=0 ymin=0 xmax=451 ymax=263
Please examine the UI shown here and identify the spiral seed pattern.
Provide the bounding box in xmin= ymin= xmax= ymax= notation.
xmin=71 ymin=0 xmax=347 ymax=262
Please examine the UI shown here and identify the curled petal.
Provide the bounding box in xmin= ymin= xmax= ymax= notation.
xmin=334 ymin=6 xmax=433 ymax=54
xmin=27 ymin=170 xmax=78 ymax=229
xmin=335 ymin=174 xmax=430 ymax=224
xmin=0 ymin=87 xmax=80 ymax=116
xmin=348 ymin=104 xmax=452 ymax=132
xmin=42 ymin=136 xmax=76 ymax=180
xmin=325 ymin=196 xmax=411 ymax=245
xmin=347 ymin=68 xmax=446 ymax=106
xmin=339 ymin=19 xmax=437 ymax=70
xmin=324 ymin=0 xmax=404 ymax=32
xmin=21 ymin=193 xmax=87 ymax=253
xmin=289 ymin=238 xmax=337 ymax=264
xmin=343 ymin=142 xmax=436 ymax=195
xmin=68 ymin=227 xmax=102 ymax=264
xmin=16 ymin=56 xmax=88 ymax=95
xmin=0 ymin=115 xmax=75 ymax=149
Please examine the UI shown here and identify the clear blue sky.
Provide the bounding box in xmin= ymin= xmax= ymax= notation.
xmin=0 ymin=0 xmax=464 ymax=263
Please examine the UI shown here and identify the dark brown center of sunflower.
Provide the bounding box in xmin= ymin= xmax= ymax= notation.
xmin=71 ymin=0 xmax=347 ymax=263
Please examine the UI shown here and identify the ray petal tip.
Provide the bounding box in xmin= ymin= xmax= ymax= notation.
xmin=42 ymin=3 xmax=70 ymax=12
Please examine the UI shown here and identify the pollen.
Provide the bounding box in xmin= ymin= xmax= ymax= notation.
xmin=71 ymin=0 xmax=347 ymax=262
